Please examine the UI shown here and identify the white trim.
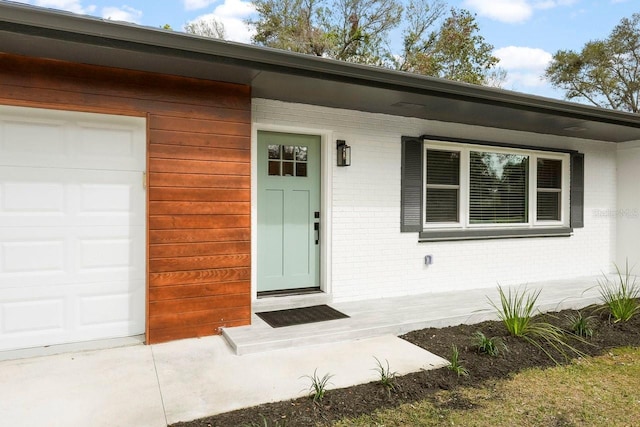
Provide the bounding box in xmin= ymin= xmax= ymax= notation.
xmin=423 ymin=139 xmax=570 ymax=230
xmin=533 ymin=153 xmax=569 ymax=227
xmin=617 ymin=140 xmax=640 ymax=151
xmin=251 ymin=123 xmax=334 ymax=303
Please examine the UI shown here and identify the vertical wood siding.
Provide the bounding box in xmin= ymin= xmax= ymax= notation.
xmin=0 ymin=54 xmax=252 ymax=343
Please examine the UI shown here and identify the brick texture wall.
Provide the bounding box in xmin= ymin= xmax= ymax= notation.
xmin=253 ymin=98 xmax=617 ymax=302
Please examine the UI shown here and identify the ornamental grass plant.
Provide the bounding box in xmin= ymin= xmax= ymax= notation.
xmin=489 ymin=285 xmax=584 ymax=363
xmin=472 ymin=331 xmax=507 ymax=356
xmin=597 ymin=261 xmax=640 ymax=323
xmin=301 ymin=369 xmax=333 ymax=403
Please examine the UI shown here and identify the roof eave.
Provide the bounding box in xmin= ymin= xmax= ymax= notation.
xmin=1 ymin=1 xmax=640 ymax=142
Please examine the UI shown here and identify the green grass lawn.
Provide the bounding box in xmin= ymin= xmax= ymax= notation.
xmin=334 ymin=347 xmax=640 ymax=427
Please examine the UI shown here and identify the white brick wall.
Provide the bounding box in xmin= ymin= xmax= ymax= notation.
xmin=253 ymin=98 xmax=618 ymax=303
xmin=616 ymin=141 xmax=640 ymax=268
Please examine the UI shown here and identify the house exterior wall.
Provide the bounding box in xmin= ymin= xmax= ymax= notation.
xmin=253 ymin=98 xmax=617 ymax=303
xmin=616 ymin=141 xmax=640 ymax=269
xmin=0 ymin=54 xmax=252 ymax=343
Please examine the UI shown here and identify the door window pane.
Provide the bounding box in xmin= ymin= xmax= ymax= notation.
xmin=268 ymin=161 xmax=280 ymax=176
xmin=267 ymin=144 xmax=309 ymax=178
xmin=268 ymin=145 xmax=281 ymax=159
xmin=283 ymin=145 xmax=295 ymax=160
xmin=296 ymin=163 xmax=307 ymax=177
xmin=283 ymin=162 xmax=294 ymax=176
xmin=296 ymin=146 xmax=308 ymax=161
xmin=469 ymin=152 xmax=528 ymax=224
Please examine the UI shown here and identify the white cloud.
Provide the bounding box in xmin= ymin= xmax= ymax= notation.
xmin=494 ymin=46 xmax=553 ymax=90
xmin=463 ymin=0 xmax=532 ymax=23
xmin=464 ymin=0 xmax=578 ymax=23
xmin=495 ymin=46 xmax=553 ymax=69
xmin=534 ymin=0 xmax=578 ymax=9
xmin=212 ymin=0 xmax=255 ymax=20
xmin=183 ymin=0 xmax=216 ymax=11
xmin=15 ymin=1 xmax=143 ymax=24
xmin=189 ymin=0 xmax=256 ymax=43
xmin=12 ymin=0 xmax=96 ymax=14
xmin=102 ymin=5 xmax=142 ymax=24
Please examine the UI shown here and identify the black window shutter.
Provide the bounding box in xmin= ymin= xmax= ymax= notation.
xmin=401 ymin=136 xmax=423 ymax=232
xmin=570 ymin=152 xmax=584 ymax=228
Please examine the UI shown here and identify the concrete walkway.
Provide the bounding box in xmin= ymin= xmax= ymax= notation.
xmin=0 ymin=335 xmax=446 ymax=426
xmin=0 ymin=277 xmax=603 ymax=426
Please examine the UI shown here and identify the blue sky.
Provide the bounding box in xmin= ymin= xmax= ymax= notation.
xmin=8 ymin=0 xmax=638 ymax=100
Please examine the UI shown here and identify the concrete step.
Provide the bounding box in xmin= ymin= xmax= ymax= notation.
xmin=222 ymin=276 xmax=604 ymax=355
xmin=222 ymin=312 xmax=493 ymax=356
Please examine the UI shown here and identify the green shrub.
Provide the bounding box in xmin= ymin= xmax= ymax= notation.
xmin=472 ymin=331 xmax=507 ymax=356
xmin=566 ymin=310 xmax=594 ymax=338
xmin=489 ymin=285 xmax=584 ymax=363
xmin=447 ymin=345 xmax=469 ymax=377
xmin=598 ymin=261 xmax=640 ymax=323
xmin=301 ymin=369 xmax=333 ymax=403
xmin=372 ymin=357 xmax=398 ymax=394
xmin=490 ymin=285 xmax=538 ymax=336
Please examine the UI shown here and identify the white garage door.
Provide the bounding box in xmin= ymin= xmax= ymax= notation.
xmin=0 ymin=105 xmax=146 ymax=352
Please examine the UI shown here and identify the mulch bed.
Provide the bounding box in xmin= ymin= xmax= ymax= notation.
xmin=172 ymin=302 xmax=640 ymax=427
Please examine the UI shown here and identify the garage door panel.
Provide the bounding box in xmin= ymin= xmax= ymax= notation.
xmin=76 ymin=122 xmax=143 ymax=163
xmin=2 ymin=181 xmax=65 ymax=213
xmin=1 ymin=225 xmax=145 ymax=288
xmin=79 ymin=237 xmax=133 ymax=270
xmin=2 ymin=298 xmax=66 ymax=335
xmin=0 ymin=106 xmax=146 ymax=351
xmin=80 ymin=183 xmax=138 ymax=215
xmin=75 ymin=226 xmax=145 ymax=280
xmin=0 ymin=168 xmax=144 ymax=227
xmin=1 ymin=117 xmax=68 ymax=160
xmin=78 ymin=280 xmax=145 ymax=329
xmin=0 ymin=106 xmax=145 ymax=171
xmin=0 ymin=279 xmax=145 ymax=351
xmin=1 ymin=239 xmax=65 ymax=274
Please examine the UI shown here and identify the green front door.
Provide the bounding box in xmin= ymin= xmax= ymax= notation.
xmin=257 ymin=131 xmax=321 ymax=293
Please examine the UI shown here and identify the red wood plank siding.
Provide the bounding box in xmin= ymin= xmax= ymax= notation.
xmin=0 ymin=53 xmax=252 ymax=344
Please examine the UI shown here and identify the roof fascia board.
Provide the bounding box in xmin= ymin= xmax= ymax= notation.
xmin=1 ymin=1 xmax=640 ymax=130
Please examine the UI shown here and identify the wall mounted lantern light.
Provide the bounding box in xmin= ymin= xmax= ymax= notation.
xmin=336 ymin=140 xmax=351 ymax=167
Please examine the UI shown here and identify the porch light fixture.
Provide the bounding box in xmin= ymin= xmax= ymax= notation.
xmin=336 ymin=140 xmax=351 ymax=167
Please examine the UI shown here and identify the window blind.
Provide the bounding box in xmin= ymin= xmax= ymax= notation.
xmin=425 ymin=149 xmax=460 ymax=222
xmin=469 ymin=151 xmax=528 ymax=224
xmin=536 ymin=158 xmax=562 ymax=221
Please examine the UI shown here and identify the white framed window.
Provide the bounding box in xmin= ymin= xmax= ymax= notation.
xmin=423 ymin=140 xmax=570 ymax=230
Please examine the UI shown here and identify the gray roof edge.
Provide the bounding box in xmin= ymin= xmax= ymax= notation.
xmin=2 ymin=1 xmax=640 ymax=128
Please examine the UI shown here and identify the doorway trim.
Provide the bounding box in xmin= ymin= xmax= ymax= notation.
xmin=251 ymin=123 xmax=334 ymax=303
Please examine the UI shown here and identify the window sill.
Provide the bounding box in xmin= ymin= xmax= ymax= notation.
xmin=418 ymin=227 xmax=573 ymax=242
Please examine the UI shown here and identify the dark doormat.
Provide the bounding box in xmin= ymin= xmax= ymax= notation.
xmin=256 ymin=305 xmax=349 ymax=328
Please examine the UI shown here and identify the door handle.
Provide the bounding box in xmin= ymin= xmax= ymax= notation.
xmin=314 ymin=222 xmax=320 ymax=245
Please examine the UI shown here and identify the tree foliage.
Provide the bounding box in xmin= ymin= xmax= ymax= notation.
xmin=545 ymin=13 xmax=640 ymax=112
xmin=185 ymin=16 xmax=226 ymax=39
xmin=249 ymin=0 xmax=332 ymax=56
xmin=249 ymin=0 xmax=402 ymax=64
xmin=248 ymin=0 xmax=503 ymax=85
xmin=398 ymin=6 xmax=502 ymax=85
